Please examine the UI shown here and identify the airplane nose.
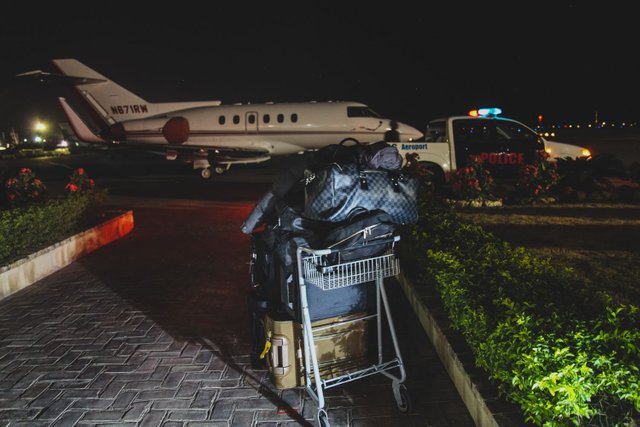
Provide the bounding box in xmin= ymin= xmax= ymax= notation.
xmin=400 ymin=124 xmax=424 ymax=141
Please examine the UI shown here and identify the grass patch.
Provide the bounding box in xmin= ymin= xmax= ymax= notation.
xmin=457 ymin=203 xmax=640 ymax=306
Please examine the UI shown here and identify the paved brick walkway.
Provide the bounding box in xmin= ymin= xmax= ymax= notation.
xmin=0 ymin=198 xmax=474 ymax=426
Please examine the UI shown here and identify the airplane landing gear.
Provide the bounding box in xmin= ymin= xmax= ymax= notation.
xmin=214 ymin=165 xmax=227 ymax=175
xmin=200 ymin=168 xmax=212 ymax=179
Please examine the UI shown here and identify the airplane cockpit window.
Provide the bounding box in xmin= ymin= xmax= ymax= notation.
xmin=263 ymin=114 xmax=270 ymax=124
xmin=291 ymin=113 xmax=298 ymax=123
xmin=277 ymin=114 xmax=284 ymax=123
xmin=218 ymin=116 xmax=225 ymax=125
xmin=347 ymin=106 xmax=382 ymax=118
xmin=233 ymin=115 xmax=240 ymax=125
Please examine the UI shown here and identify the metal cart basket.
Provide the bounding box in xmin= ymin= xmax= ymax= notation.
xmin=295 ymin=236 xmax=410 ymax=427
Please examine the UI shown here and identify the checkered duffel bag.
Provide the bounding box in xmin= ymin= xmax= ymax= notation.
xmin=303 ymin=163 xmax=419 ymax=224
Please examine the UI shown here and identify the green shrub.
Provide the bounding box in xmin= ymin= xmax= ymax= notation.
xmin=3 ymin=167 xmax=47 ymax=207
xmin=401 ymin=197 xmax=640 ymax=425
xmin=450 ymin=154 xmax=496 ymax=201
xmin=0 ymin=191 xmax=105 ymax=266
xmin=514 ymin=150 xmax=560 ymax=203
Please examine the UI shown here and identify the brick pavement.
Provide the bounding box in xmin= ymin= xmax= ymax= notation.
xmin=0 ymin=198 xmax=474 ymax=426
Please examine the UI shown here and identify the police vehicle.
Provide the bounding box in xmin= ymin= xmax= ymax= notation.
xmin=392 ymin=108 xmax=591 ymax=184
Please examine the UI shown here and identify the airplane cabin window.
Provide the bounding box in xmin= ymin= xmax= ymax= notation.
xmin=248 ymin=115 xmax=256 ymax=124
xmin=263 ymin=114 xmax=270 ymax=124
xmin=233 ymin=115 xmax=240 ymax=124
xmin=291 ymin=113 xmax=298 ymax=123
xmin=277 ymin=114 xmax=284 ymax=123
xmin=218 ymin=116 xmax=225 ymax=125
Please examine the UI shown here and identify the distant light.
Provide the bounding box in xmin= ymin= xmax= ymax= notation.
xmin=468 ymin=110 xmax=479 ymax=117
xmin=34 ymin=136 xmax=42 ymax=143
xmin=23 ymin=138 xmax=28 ymax=142
xmin=35 ymin=121 xmax=46 ymax=132
xmin=58 ymin=140 xmax=68 ymax=147
xmin=0 ymin=146 xmax=6 ymax=151
xmin=581 ymin=148 xmax=592 ymax=157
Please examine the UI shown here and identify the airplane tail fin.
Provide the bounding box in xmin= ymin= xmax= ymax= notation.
xmin=57 ymin=97 xmax=107 ymax=143
xmin=53 ymin=59 xmax=150 ymax=125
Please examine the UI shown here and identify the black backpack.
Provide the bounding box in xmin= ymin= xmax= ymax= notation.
xmin=323 ymin=209 xmax=396 ymax=264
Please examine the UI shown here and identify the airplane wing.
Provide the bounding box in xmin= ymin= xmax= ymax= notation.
xmin=162 ymin=146 xmax=272 ymax=165
xmin=17 ymin=69 xmax=107 ymax=85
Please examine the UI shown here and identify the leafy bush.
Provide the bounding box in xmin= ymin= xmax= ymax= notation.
xmin=0 ymin=166 xmax=107 ymax=267
xmin=3 ymin=167 xmax=47 ymax=207
xmin=555 ymin=154 xmax=635 ymax=202
xmin=65 ymin=167 xmax=95 ymax=194
xmin=401 ymin=197 xmax=640 ymax=426
xmin=0 ymin=193 xmax=103 ymax=265
xmin=449 ymin=155 xmax=496 ymax=201
xmin=514 ymin=150 xmax=560 ymax=203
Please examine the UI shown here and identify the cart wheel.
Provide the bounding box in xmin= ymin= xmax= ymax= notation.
xmin=317 ymin=409 xmax=331 ymax=427
xmin=394 ymin=383 xmax=412 ymax=414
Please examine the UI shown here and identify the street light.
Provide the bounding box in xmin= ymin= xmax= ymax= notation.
xmin=35 ymin=121 xmax=47 ymax=132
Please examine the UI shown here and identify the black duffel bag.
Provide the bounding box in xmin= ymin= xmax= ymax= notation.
xmin=323 ymin=209 xmax=396 ymax=264
xmin=303 ymin=163 xmax=419 ymax=224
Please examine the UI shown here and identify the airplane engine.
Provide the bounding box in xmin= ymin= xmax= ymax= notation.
xmin=163 ymin=117 xmax=190 ymax=144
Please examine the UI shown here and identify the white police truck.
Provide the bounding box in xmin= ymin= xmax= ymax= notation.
xmin=392 ymin=108 xmax=591 ymax=185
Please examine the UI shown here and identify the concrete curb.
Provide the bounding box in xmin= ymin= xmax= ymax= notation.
xmin=396 ymin=272 xmax=499 ymax=427
xmin=0 ymin=210 xmax=134 ymax=301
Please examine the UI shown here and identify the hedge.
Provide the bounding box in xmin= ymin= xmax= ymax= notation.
xmin=400 ymin=200 xmax=640 ymax=426
xmin=0 ymin=193 xmax=102 ymax=266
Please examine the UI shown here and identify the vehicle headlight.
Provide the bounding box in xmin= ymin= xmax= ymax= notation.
xmin=581 ymin=148 xmax=591 ymax=157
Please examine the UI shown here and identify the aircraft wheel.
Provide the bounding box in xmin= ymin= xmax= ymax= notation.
xmin=200 ymin=168 xmax=212 ymax=179
xmin=214 ymin=165 xmax=227 ymax=175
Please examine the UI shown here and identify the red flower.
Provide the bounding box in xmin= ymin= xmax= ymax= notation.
xmin=19 ymin=167 xmax=31 ymax=174
xmin=77 ymin=168 xmax=85 ymax=175
xmin=66 ymin=183 xmax=78 ymax=192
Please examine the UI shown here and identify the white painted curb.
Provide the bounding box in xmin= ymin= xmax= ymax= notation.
xmin=0 ymin=210 xmax=134 ymax=300
xmin=396 ymin=272 xmax=499 ymax=427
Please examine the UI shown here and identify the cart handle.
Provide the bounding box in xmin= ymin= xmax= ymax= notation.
xmin=297 ymin=235 xmax=400 ymax=257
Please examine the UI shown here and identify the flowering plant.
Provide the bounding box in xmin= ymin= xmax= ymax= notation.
xmin=450 ymin=155 xmax=495 ymax=201
xmin=4 ymin=167 xmax=47 ymax=207
xmin=65 ymin=168 xmax=95 ymax=194
xmin=515 ymin=150 xmax=560 ymax=203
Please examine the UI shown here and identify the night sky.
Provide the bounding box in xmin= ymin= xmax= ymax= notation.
xmin=1 ymin=2 xmax=639 ymax=134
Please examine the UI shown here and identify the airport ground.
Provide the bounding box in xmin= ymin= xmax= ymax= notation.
xmin=0 ymin=151 xmax=484 ymax=426
xmin=1 ymin=135 xmax=638 ymax=426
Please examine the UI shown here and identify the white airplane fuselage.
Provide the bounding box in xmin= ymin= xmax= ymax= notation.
xmin=111 ymin=101 xmax=419 ymax=155
xmin=23 ymin=59 xmax=423 ymax=177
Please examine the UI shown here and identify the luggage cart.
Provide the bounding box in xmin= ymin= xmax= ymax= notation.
xmin=296 ymin=236 xmax=411 ymax=427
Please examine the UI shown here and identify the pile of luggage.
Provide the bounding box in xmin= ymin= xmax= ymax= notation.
xmin=241 ymin=141 xmax=419 ymax=388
